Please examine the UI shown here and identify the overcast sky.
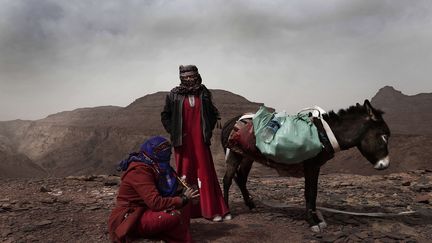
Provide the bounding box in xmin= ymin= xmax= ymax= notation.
xmin=1 ymin=0 xmax=431 ymax=121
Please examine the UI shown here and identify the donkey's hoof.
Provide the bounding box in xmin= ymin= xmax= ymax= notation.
xmin=318 ymin=221 xmax=327 ymax=229
xmin=310 ymin=225 xmax=321 ymax=233
xmin=246 ymin=201 xmax=256 ymax=210
xmin=316 ymin=210 xmax=327 ymax=229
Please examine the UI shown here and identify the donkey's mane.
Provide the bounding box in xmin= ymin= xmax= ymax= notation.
xmin=324 ymin=105 xmax=384 ymax=121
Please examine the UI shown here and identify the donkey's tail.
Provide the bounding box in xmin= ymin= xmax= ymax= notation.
xmin=220 ymin=115 xmax=241 ymax=153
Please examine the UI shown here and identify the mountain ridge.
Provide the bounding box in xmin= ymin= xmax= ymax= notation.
xmin=0 ymin=87 xmax=430 ymax=177
xmin=371 ymin=85 xmax=432 ymax=135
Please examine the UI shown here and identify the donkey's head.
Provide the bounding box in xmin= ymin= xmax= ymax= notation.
xmin=356 ymin=100 xmax=391 ymax=170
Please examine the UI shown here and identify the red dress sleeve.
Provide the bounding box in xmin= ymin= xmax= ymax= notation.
xmin=125 ymin=165 xmax=183 ymax=211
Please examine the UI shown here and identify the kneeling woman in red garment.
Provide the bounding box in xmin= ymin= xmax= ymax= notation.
xmin=108 ymin=136 xmax=199 ymax=243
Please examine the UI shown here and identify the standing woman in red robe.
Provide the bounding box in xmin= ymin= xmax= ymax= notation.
xmin=161 ymin=65 xmax=231 ymax=222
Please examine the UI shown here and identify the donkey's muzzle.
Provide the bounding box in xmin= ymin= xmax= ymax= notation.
xmin=374 ymin=156 xmax=389 ymax=170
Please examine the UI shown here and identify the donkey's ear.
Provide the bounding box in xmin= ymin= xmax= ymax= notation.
xmin=364 ymin=99 xmax=378 ymax=121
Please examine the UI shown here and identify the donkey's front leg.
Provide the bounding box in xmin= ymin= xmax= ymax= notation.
xmin=303 ymin=163 xmax=326 ymax=232
xmin=234 ymin=158 xmax=255 ymax=209
xmin=223 ymin=151 xmax=242 ymax=207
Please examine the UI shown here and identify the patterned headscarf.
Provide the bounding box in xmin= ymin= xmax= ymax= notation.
xmin=117 ymin=136 xmax=178 ymax=197
xmin=139 ymin=136 xmax=172 ymax=163
xmin=171 ymin=65 xmax=203 ymax=95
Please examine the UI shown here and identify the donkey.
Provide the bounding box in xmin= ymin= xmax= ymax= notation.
xmin=221 ymin=100 xmax=390 ymax=232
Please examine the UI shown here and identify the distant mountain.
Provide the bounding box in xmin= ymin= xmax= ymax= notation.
xmin=0 ymin=124 xmax=47 ymax=178
xmin=371 ymin=86 xmax=432 ymax=135
xmin=0 ymin=90 xmax=263 ymax=177
xmin=0 ymin=87 xmax=430 ymax=177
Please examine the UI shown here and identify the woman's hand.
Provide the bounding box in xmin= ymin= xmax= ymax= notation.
xmin=183 ymin=187 xmax=200 ymax=200
xmin=181 ymin=187 xmax=199 ymax=207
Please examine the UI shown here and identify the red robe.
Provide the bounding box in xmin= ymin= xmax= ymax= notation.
xmin=174 ymin=96 xmax=229 ymax=219
xmin=108 ymin=162 xmax=193 ymax=243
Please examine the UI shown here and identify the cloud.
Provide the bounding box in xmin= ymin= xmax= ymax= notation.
xmin=0 ymin=0 xmax=431 ymax=120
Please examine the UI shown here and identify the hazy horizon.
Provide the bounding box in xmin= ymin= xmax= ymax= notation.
xmin=1 ymin=0 xmax=432 ymax=121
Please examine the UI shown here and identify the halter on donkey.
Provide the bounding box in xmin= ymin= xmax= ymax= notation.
xmin=221 ymin=100 xmax=391 ymax=232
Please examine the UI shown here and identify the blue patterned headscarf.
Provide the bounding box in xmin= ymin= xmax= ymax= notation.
xmin=140 ymin=136 xmax=172 ymax=163
xmin=117 ymin=136 xmax=178 ymax=197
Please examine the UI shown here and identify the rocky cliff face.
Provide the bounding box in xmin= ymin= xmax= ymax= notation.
xmin=0 ymin=121 xmax=46 ymax=177
xmin=0 ymin=90 xmax=263 ymax=177
xmin=0 ymin=106 xmax=134 ymax=176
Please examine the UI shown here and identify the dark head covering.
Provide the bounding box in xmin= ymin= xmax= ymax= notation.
xmin=117 ymin=136 xmax=172 ymax=171
xmin=179 ymin=65 xmax=200 ymax=79
xmin=172 ymin=65 xmax=203 ymax=95
xmin=140 ymin=136 xmax=172 ymax=163
xmin=117 ymin=136 xmax=178 ymax=197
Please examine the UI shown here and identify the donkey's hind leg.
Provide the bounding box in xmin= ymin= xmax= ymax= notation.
xmin=303 ymin=162 xmax=326 ymax=232
xmin=223 ymin=151 xmax=242 ymax=208
xmin=234 ymin=157 xmax=255 ymax=209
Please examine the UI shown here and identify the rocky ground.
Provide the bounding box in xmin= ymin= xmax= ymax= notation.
xmin=1 ymin=170 xmax=431 ymax=243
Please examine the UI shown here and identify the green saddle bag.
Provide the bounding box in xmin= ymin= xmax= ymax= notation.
xmin=253 ymin=106 xmax=323 ymax=164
